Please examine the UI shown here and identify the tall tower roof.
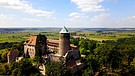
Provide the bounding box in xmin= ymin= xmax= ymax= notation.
xmin=59 ymin=26 xmax=69 ymax=33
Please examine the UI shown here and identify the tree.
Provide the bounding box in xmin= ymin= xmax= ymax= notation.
xmin=18 ymin=58 xmax=40 ymax=75
xmin=79 ymin=39 xmax=97 ymax=55
xmin=70 ymin=38 xmax=80 ymax=46
xmin=11 ymin=68 xmax=21 ymax=76
xmin=1 ymin=49 xmax=9 ymax=62
xmin=45 ymin=61 xmax=72 ymax=76
xmin=8 ymin=58 xmax=40 ymax=76
xmin=11 ymin=41 xmax=24 ymax=56
xmin=0 ymin=63 xmax=10 ymax=75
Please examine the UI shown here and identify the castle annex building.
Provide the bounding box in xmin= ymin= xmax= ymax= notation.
xmin=24 ymin=35 xmax=47 ymax=58
xmin=7 ymin=49 xmax=19 ymax=63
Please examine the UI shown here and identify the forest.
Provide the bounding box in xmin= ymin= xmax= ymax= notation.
xmin=76 ymin=37 xmax=135 ymax=76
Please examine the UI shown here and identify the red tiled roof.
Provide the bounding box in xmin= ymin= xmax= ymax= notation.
xmin=47 ymin=39 xmax=59 ymax=47
xmin=24 ymin=36 xmax=37 ymax=45
xmin=47 ymin=39 xmax=59 ymax=44
xmin=47 ymin=39 xmax=78 ymax=49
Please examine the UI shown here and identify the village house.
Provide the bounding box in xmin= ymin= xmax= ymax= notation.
xmin=7 ymin=49 xmax=19 ymax=63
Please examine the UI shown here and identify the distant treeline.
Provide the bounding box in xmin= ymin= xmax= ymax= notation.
xmin=0 ymin=28 xmax=61 ymax=33
xmin=1 ymin=28 xmax=135 ymax=33
xmin=0 ymin=28 xmax=25 ymax=32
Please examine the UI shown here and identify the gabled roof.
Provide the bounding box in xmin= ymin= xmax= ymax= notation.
xmin=7 ymin=49 xmax=19 ymax=56
xmin=24 ymin=36 xmax=37 ymax=45
xmin=59 ymin=26 xmax=69 ymax=33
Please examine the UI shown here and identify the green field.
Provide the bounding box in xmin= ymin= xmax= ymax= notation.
xmin=0 ymin=32 xmax=31 ymax=43
xmin=75 ymin=31 xmax=135 ymax=41
xmin=0 ymin=31 xmax=59 ymax=43
xmin=0 ymin=30 xmax=135 ymax=43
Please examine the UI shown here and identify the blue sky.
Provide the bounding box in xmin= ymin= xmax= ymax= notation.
xmin=0 ymin=0 xmax=135 ymax=28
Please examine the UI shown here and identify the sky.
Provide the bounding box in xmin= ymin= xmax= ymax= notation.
xmin=0 ymin=0 xmax=135 ymax=28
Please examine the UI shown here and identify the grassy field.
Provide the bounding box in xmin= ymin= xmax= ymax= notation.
xmin=0 ymin=31 xmax=59 ymax=43
xmin=40 ymin=31 xmax=59 ymax=39
xmin=75 ymin=31 xmax=135 ymax=41
xmin=0 ymin=32 xmax=31 ymax=43
xmin=0 ymin=30 xmax=135 ymax=43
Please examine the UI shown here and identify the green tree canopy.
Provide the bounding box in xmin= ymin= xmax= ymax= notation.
xmin=45 ymin=61 xmax=72 ymax=76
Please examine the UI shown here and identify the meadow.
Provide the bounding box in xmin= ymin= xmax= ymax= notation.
xmin=0 ymin=30 xmax=135 ymax=44
xmin=74 ymin=31 xmax=135 ymax=41
xmin=0 ymin=30 xmax=59 ymax=43
xmin=0 ymin=32 xmax=32 ymax=43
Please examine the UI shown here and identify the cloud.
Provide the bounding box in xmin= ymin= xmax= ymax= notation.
xmin=22 ymin=18 xmax=41 ymax=22
xmin=114 ymin=16 xmax=135 ymax=28
xmin=0 ymin=0 xmax=54 ymax=18
xmin=90 ymin=15 xmax=135 ymax=28
xmin=91 ymin=13 xmax=110 ymax=21
xmin=127 ymin=16 xmax=135 ymax=19
xmin=69 ymin=12 xmax=88 ymax=19
xmin=67 ymin=13 xmax=112 ymax=28
xmin=66 ymin=12 xmax=90 ymax=28
xmin=71 ymin=0 xmax=105 ymax=12
xmin=90 ymin=13 xmax=113 ymax=27
xmin=0 ymin=14 xmax=14 ymax=20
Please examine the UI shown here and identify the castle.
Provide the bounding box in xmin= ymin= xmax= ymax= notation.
xmin=24 ymin=27 xmax=80 ymax=59
xmin=23 ymin=27 xmax=84 ymax=73
xmin=6 ymin=26 xmax=85 ymax=75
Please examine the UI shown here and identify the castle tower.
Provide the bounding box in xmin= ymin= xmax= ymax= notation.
xmin=59 ymin=26 xmax=70 ymax=56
